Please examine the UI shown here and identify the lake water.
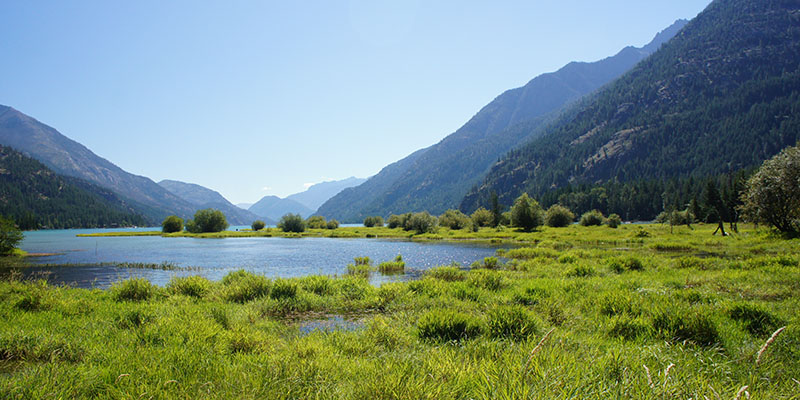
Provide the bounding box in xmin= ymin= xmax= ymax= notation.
xmin=15 ymin=227 xmax=503 ymax=288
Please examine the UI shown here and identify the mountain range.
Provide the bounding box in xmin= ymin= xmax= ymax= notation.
xmin=157 ymin=180 xmax=264 ymax=225
xmin=317 ymin=19 xmax=688 ymax=222
xmin=460 ymin=0 xmax=800 ymax=219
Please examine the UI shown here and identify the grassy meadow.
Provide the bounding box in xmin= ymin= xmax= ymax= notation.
xmin=2 ymin=223 xmax=799 ymax=399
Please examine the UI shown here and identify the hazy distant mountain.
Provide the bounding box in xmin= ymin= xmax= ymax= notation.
xmin=462 ymin=0 xmax=800 ymax=219
xmin=157 ymin=180 xmax=264 ymax=225
xmin=286 ymin=177 xmax=366 ymax=211
xmin=248 ymin=196 xmax=314 ymax=221
xmin=0 ymin=144 xmax=147 ymax=229
xmin=317 ymin=20 xmax=688 ymax=222
xmin=236 ymin=203 xmax=254 ymax=210
xmin=0 ymin=105 xmax=195 ymax=223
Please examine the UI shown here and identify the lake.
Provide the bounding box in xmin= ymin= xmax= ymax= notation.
xmin=15 ymin=227 xmax=504 ymax=288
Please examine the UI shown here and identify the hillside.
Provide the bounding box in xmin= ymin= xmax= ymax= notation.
xmin=249 ymin=196 xmax=314 ymax=221
xmin=0 ymin=106 xmax=195 ymax=222
xmin=286 ymin=177 xmax=366 ymax=211
xmin=0 ymin=145 xmax=147 ymax=229
xmin=158 ymin=180 xmax=263 ymax=225
xmin=317 ymin=20 xmax=687 ymax=221
xmin=461 ymin=0 xmax=800 ymax=219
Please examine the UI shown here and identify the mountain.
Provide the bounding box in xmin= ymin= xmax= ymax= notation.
xmin=236 ymin=203 xmax=254 ymax=210
xmin=157 ymin=180 xmax=264 ymax=225
xmin=461 ymin=0 xmax=800 ymax=220
xmin=0 ymin=105 xmax=195 ymax=222
xmin=286 ymin=177 xmax=367 ymax=211
xmin=0 ymin=145 xmax=148 ymax=229
xmin=317 ymin=20 xmax=688 ymax=222
xmin=248 ymin=196 xmax=314 ymax=221
xmin=316 ymin=147 xmax=429 ymax=222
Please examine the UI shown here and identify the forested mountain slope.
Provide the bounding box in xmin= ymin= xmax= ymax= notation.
xmin=461 ymin=0 xmax=800 ymax=219
xmin=158 ymin=180 xmax=262 ymax=225
xmin=0 ymin=105 xmax=195 ymax=222
xmin=0 ymin=145 xmax=147 ymax=229
xmin=318 ymin=20 xmax=687 ymax=221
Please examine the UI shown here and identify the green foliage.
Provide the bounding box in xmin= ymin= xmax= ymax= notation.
xmin=425 ymin=266 xmax=466 ymax=281
xmin=652 ymin=307 xmax=720 ymax=346
xmin=438 ymin=209 xmax=471 ymax=230
xmin=386 ymin=213 xmax=409 ymax=229
xmin=325 ymin=219 xmax=339 ymax=229
xmin=728 ymin=303 xmax=782 ymax=337
xmin=0 ymin=215 xmax=24 ymax=256
xmin=510 ymin=193 xmax=544 ymax=231
xmin=470 ymin=207 xmax=494 ymax=227
xmin=579 ymin=210 xmax=605 ymax=226
xmin=544 ymin=204 xmax=575 ymax=227
xmin=363 ymin=216 xmax=384 ymax=228
xmin=161 ymin=215 xmax=184 ymax=233
xmin=487 ymin=305 xmax=540 ymax=341
xmin=110 ymin=278 xmax=155 ymax=302
xmin=277 ymin=213 xmax=306 ymax=233
xmin=378 ymin=255 xmax=405 ymax=274
xmin=741 ymin=144 xmax=800 ymax=234
xmin=605 ymin=213 xmax=622 ymax=228
xmin=417 ymin=309 xmax=483 ymax=342
xmin=222 ymin=271 xmax=271 ymax=303
xmin=608 ymin=257 xmax=645 ymax=273
xmin=270 ymin=279 xmax=298 ymax=300
xmin=608 ymin=315 xmax=652 ymax=340
xmin=404 ymin=212 xmax=438 ymax=234
xmin=167 ymin=276 xmax=211 ymax=298
xmin=306 ymin=215 xmax=327 ymax=229
xmin=251 ymin=220 xmax=266 ymax=231
xmin=186 ymin=209 xmax=228 ymax=233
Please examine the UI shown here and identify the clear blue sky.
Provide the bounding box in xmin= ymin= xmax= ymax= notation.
xmin=0 ymin=0 xmax=711 ymax=204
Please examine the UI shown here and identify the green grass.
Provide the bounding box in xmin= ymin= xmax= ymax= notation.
xmin=1 ymin=223 xmax=799 ymax=398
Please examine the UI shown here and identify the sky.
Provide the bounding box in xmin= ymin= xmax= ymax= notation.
xmin=0 ymin=0 xmax=712 ymax=204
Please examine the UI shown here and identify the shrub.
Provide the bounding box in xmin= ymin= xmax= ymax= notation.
xmin=306 ymin=215 xmax=327 ymax=229
xmin=544 ymin=205 xmax=575 ymax=227
xmin=510 ymin=193 xmax=544 ymax=231
xmin=363 ymin=216 xmax=384 ymax=228
xmin=606 ymin=213 xmax=622 ymax=228
xmin=405 ymin=212 xmax=438 ymax=234
xmin=471 ymin=207 xmax=494 ymax=227
xmin=438 ymin=209 xmax=471 ymax=230
xmin=728 ymin=303 xmax=783 ymax=337
xmin=161 ymin=215 xmax=184 ymax=233
xmin=326 ymin=219 xmax=339 ymax=229
xmin=186 ymin=209 xmax=228 ymax=233
xmin=579 ymin=210 xmax=606 ymax=226
xmin=251 ymin=220 xmax=266 ymax=231
xmin=740 ymin=144 xmax=800 ymax=234
xmin=270 ymin=279 xmax=298 ymax=300
xmin=168 ymin=276 xmax=212 ymax=298
xmin=487 ymin=305 xmax=540 ymax=341
xmin=387 ymin=214 xmax=410 ymax=229
xmin=278 ymin=213 xmax=306 ymax=233
xmin=111 ymin=278 xmax=155 ymax=302
xmin=425 ymin=266 xmax=466 ymax=281
xmin=0 ymin=216 xmax=24 ymax=256
xmin=417 ymin=309 xmax=483 ymax=342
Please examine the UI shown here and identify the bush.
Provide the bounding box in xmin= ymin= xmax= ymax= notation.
xmin=326 ymin=219 xmax=339 ymax=229
xmin=306 ymin=215 xmax=327 ymax=229
xmin=251 ymin=220 xmax=266 ymax=231
xmin=363 ymin=216 xmax=384 ymax=228
xmin=487 ymin=305 xmax=540 ymax=341
xmin=278 ymin=213 xmax=306 ymax=233
xmin=579 ymin=210 xmax=606 ymax=226
xmin=417 ymin=309 xmax=483 ymax=342
xmin=168 ymin=276 xmax=211 ymax=298
xmin=186 ymin=209 xmax=228 ymax=233
xmin=0 ymin=216 xmax=24 ymax=256
xmin=405 ymin=212 xmax=438 ymax=234
xmin=111 ymin=278 xmax=155 ymax=302
xmin=510 ymin=193 xmax=544 ymax=231
xmin=471 ymin=207 xmax=494 ymax=227
xmin=161 ymin=215 xmax=184 ymax=233
xmin=544 ymin=205 xmax=575 ymax=227
xmin=387 ymin=214 xmax=410 ymax=229
xmin=606 ymin=213 xmax=622 ymax=228
xmin=741 ymin=144 xmax=800 ymax=234
xmin=438 ymin=209 xmax=471 ymax=230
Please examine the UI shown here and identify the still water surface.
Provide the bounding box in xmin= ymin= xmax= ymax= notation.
xmin=17 ymin=227 xmax=503 ymax=288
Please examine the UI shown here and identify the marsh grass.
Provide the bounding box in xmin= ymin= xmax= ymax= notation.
xmin=1 ymin=223 xmax=799 ymax=398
